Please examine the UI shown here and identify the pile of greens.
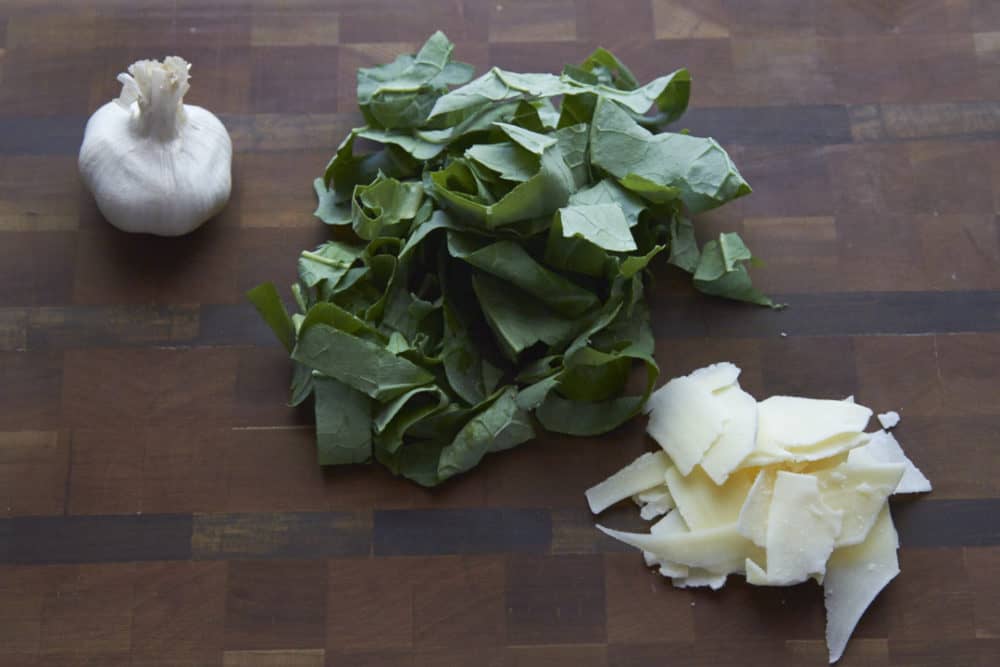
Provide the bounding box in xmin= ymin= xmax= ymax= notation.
xmin=249 ymin=32 xmax=772 ymax=486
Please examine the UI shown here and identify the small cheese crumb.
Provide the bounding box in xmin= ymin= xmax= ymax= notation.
xmin=877 ymin=411 xmax=900 ymax=430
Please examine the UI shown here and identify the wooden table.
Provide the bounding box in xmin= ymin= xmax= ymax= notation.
xmin=1 ymin=1 xmax=998 ymax=665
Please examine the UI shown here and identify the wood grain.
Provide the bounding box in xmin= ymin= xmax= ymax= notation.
xmin=1 ymin=1 xmax=999 ymax=666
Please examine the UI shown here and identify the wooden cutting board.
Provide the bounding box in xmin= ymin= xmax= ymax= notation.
xmin=1 ymin=1 xmax=998 ymax=665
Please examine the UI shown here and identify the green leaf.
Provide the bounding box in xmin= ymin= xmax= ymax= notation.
xmin=415 ymin=101 xmax=524 ymax=145
xmin=595 ymin=69 xmax=691 ymax=120
xmin=516 ymin=373 xmax=562 ymax=411
xmin=509 ymin=100 xmax=546 ymax=132
xmin=317 ymin=131 xmax=419 ymax=221
xmin=297 ymin=241 xmax=364 ymax=289
xmin=375 ymin=438 xmax=446 ymax=487
xmin=247 ymin=283 xmax=294 ymax=352
xmin=556 ymin=204 xmax=636 ymax=252
xmin=557 ymin=93 xmax=597 ymax=129
xmin=373 ymin=385 xmax=450 ymax=454
xmin=576 ymin=47 xmax=639 ymax=90
xmin=448 ymin=232 xmax=600 ymax=317
xmin=693 ymin=233 xmax=777 ymax=307
xmin=556 ymin=346 xmax=631 ymax=402
xmin=289 ymin=362 xmax=314 ymax=407
xmin=430 ymin=142 xmax=575 ymax=228
xmin=494 ymin=122 xmax=557 ymax=154
xmin=536 ymin=303 xmax=659 ymax=435
xmin=465 ymin=142 xmax=536 ymax=183
xmin=619 ymin=244 xmax=665 ymax=278
xmin=292 ymin=323 xmax=434 ymax=401
xmin=428 ymin=68 xmax=565 ymax=119
xmin=357 ymin=31 xmax=473 ymax=130
xmin=441 ymin=303 xmax=491 ymax=405
xmin=617 ymin=173 xmax=681 ymax=205
xmin=590 ymin=97 xmax=751 ymax=214
xmin=568 ymin=180 xmax=646 ymax=227
xmin=352 ymin=173 xmax=425 ymax=241
xmin=381 ymin=287 xmax=439 ymax=342
xmin=356 ymin=127 xmax=445 ymax=161
xmin=472 ymin=273 xmax=580 ymax=361
xmin=313 ymin=177 xmax=351 ymax=226
xmin=544 ymin=221 xmax=610 ymax=278
xmin=438 ymin=386 xmax=535 ymax=481
xmin=299 ymin=301 xmax=383 ymax=343
xmin=429 ymin=66 xmax=690 ymax=124
xmin=554 ymin=123 xmax=590 ymax=188
xmin=314 ymin=375 xmax=373 ymax=465
xmin=668 ymin=215 xmax=700 ymax=273
xmin=535 ymin=362 xmax=655 ymax=435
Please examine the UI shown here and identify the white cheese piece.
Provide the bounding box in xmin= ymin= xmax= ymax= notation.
xmin=688 ymin=361 xmax=741 ymax=393
xmin=640 ymin=499 xmax=673 ymax=520
xmin=585 ymin=450 xmax=671 ymax=514
xmin=672 ymin=571 xmax=728 ymax=590
xmin=665 ymin=465 xmax=756 ymax=531
xmin=634 ymin=485 xmax=672 ymax=505
xmin=876 ymin=410 xmax=900 ymax=430
xmin=762 ymin=471 xmax=843 ymax=585
xmin=632 ymin=484 xmax=674 ymax=521
xmin=757 ymin=396 xmax=873 ymax=449
xmin=699 ymin=385 xmax=759 ymax=485
xmin=824 ymin=504 xmax=900 ymax=664
xmin=813 ymin=462 xmax=904 ymax=547
xmin=646 ymin=376 xmax=724 ymax=475
xmin=737 ymin=469 xmax=775 ymax=547
xmin=800 ymin=453 xmax=851 ymax=474
xmin=650 ymin=509 xmax=686 ymax=535
xmin=847 ymin=430 xmax=931 ymax=494
xmin=741 ymin=432 xmax=870 ymax=469
xmin=657 ymin=561 xmax=689 ymax=578
xmin=645 ymin=510 xmax=689 ymax=577
xmin=744 ymin=558 xmax=770 ymax=586
xmin=634 ymin=486 xmax=675 ymax=519
xmin=598 ymin=522 xmax=758 ymax=574
xmin=747 ymin=558 xmax=824 ymax=586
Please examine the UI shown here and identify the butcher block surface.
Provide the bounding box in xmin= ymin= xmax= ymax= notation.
xmin=1 ymin=1 xmax=999 ymax=665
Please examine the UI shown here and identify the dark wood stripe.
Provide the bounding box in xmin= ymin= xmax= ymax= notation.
xmin=1 ymin=499 xmax=992 ymax=564
xmin=653 ymin=290 xmax=1000 ymax=338
xmin=191 ymin=511 xmax=371 ymax=560
xmin=0 ymin=518 xmax=11 ymax=562
xmin=891 ymin=498 xmax=1000 ymax=548
xmin=11 ymin=289 xmax=1000 ymax=351
xmin=859 ymin=102 xmax=1000 ymax=142
xmin=197 ymin=303 xmax=280 ymax=347
xmin=373 ymin=508 xmax=551 ymax=556
xmin=681 ymin=105 xmax=852 ymax=145
xmin=2 ymin=514 xmax=192 ymax=564
xmin=214 ymin=289 xmax=1000 ymax=349
xmin=0 ymin=116 xmax=85 ymax=155
xmin=14 ymin=104 xmax=997 ymax=161
xmin=15 ymin=304 xmax=200 ymax=351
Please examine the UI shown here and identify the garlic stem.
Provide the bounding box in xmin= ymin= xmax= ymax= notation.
xmin=115 ymin=56 xmax=191 ymax=140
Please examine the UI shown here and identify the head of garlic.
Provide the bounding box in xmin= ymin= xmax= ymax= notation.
xmin=78 ymin=56 xmax=232 ymax=237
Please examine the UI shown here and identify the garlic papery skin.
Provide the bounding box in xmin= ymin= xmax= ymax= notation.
xmin=79 ymin=56 xmax=232 ymax=237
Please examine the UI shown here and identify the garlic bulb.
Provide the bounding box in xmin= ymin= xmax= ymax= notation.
xmin=79 ymin=56 xmax=232 ymax=236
